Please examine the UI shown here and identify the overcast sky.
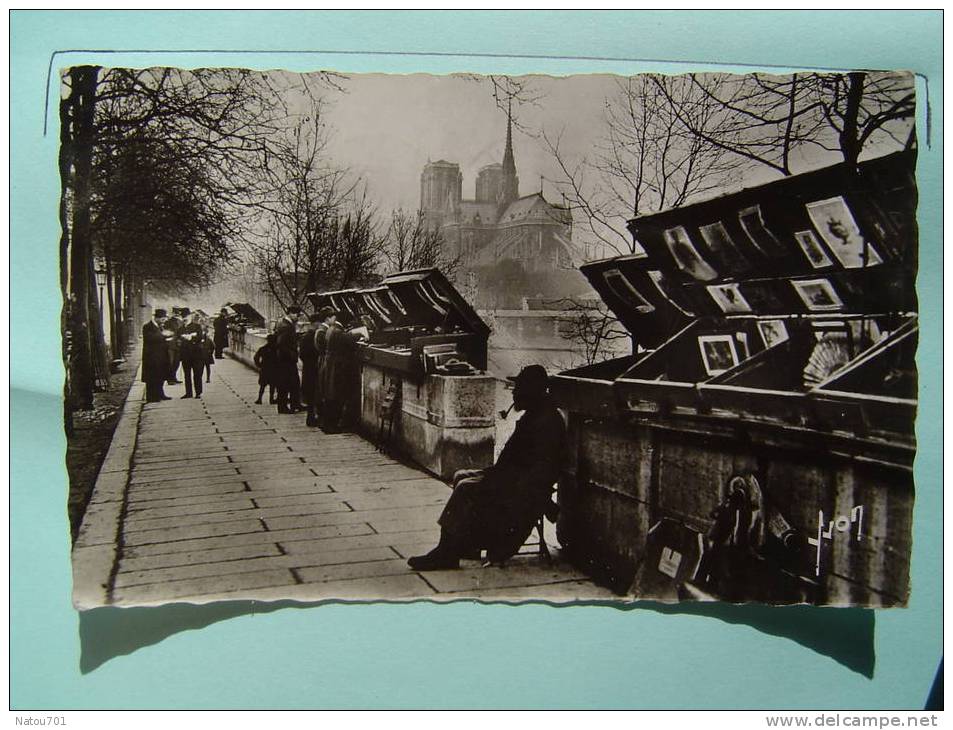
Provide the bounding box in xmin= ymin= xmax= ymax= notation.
xmin=313 ymin=72 xmax=619 ymax=213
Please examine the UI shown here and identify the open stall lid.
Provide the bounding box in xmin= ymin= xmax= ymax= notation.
xmin=579 ymin=255 xmax=693 ymax=349
xmin=381 ymin=268 xmax=490 ymax=338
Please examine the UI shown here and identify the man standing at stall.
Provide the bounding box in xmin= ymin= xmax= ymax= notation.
xmin=307 ymin=306 xmax=336 ymax=428
xmin=320 ymin=313 xmax=365 ymax=433
xmin=142 ymin=308 xmax=172 ymax=403
xmin=274 ymin=304 xmax=303 ymax=414
xmin=299 ymin=312 xmax=320 ymax=417
xmin=407 ymin=365 xmax=565 ymax=570
xmin=213 ymin=308 xmax=230 ymax=359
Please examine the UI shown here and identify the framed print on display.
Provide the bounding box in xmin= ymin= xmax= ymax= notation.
xmin=758 ymin=319 xmax=790 ymax=348
xmin=706 ymin=283 xmax=753 ymax=314
xmin=663 ymin=225 xmax=718 ymax=281
xmin=794 ymin=229 xmax=834 ymax=268
xmin=805 ymin=196 xmax=884 ymax=269
xmin=698 ymin=334 xmax=740 ymax=375
xmin=792 ymin=278 xmax=845 ymax=311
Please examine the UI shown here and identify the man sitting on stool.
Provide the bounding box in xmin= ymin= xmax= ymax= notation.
xmin=408 ymin=364 xmax=564 ymax=571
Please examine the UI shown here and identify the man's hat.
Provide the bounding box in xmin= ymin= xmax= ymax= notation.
xmin=317 ymin=306 xmax=336 ymax=321
xmin=287 ymin=305 xmax=303 ymax=315
xmin=153 ymin=308 xmax=167 ymax=318
xmin=179 ymin=307 xmax=191 ymax=316
xmin=507 ymin=364 xmax=549 ymax=392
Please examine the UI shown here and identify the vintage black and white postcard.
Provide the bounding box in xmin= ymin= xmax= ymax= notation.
xmin=62 ymin=66 xmax=917 ymax=609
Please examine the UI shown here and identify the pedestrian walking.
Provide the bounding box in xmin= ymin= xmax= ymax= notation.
xmin=201 ymin=330 xmax=215 ymax=383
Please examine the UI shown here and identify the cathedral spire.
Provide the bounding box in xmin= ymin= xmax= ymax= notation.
xmin=499 ymin=98 xmax=519 ymax=208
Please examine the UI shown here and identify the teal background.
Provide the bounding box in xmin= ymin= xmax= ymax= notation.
xmin=10 ymin=10 xmax=942 ymax=709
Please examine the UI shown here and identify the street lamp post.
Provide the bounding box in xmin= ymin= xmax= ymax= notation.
xmin=95 ymin=267 xmax=107 ymax=335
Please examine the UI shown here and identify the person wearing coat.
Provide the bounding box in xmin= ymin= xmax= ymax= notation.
xmin=164 ymin=311 xmax=184 ymax=385
xmin=408 ymin=365 xmax=565 ymax=570
xmin=212 ymin=309 xmax=230 ymax=359
xmin=307 ymin=306 xmax=336 ymax=428
xmin=253 ymin=333 xmax=279 ymax=405
xmin=142 ymin=308 xmax=172 ymax=403
xmin=178 ymin=310 xmax=207 ymax=399
xmin=201 ymin=330 xmax=215 ymax=383
xmin=274 ymin=305 xmax=303 ymax=414
xmin=298 ymin=313 xmax=320 ymax=410
xmin=320 ymin=314 xmax=363 ymax=433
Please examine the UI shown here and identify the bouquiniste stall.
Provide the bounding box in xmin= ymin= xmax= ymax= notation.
xmin=550 ymin=151 xmax=917 ymax=606
xmin=309 ymin=268 xmax=496 ymax=480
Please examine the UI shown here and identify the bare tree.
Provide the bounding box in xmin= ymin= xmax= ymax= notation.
xmin=247 ymin=107 xmax=384 ymax=309
xmin=60 ymin=66 xmax=324 ymax=407
xmin=546 ymin=70 xmax=915 ymax=260
xmin=655 ymin=70 xmax=915 ymax=174
xmin=461 ymin=73 xmax=544 ymax=135
xmin=545 ymin=74 xmax=741 ymax=257
xmin=383 ymin=208 xmax=461 ymax=279
xmin=549 ymin=297 xmax=631 ymax=366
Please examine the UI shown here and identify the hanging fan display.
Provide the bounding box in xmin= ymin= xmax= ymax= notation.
xmin=803 ymin=332 xmax=852 ymax=387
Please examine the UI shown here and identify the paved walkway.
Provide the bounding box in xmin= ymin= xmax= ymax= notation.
xmin=73 ymin=355 xmax=613 ymax=607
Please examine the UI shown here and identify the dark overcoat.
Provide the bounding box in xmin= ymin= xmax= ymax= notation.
xmin=213 ymin=316 xmax=229 ymax=349
xmin=298 ymin=326 xmax=317 ymax=405
xmin=274 ymin=316 xmax=299 ymax=388
xmin=439 ymin=398 xmax=566 ymax=562
xmin=253 ymin=342 xmax=278 ymax=386
xmin=322 ymin=323 xmax=360 ymax=401
xmin=179 ymin=322 xmax=206 ymax=362
xmin=141 ymin=320 xmax=169 ymax=383
xmin=312 ymin=323 xmax=329 ymax=404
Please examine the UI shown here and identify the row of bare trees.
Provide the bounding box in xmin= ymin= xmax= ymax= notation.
xmin=246 ymin=102 xmax=454 ymax=310
xmin=60 ymin=64 xmax=453 ymax=416
xmin=544 ymin=70 xmax=915 ymax=258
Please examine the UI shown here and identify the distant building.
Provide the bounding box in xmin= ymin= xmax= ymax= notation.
xmin=420 ymin=113 xmax=588 ymax=309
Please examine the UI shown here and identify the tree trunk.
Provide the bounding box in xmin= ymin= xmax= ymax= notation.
xmin=840 ymin=72 xmax=865 ymax=167
xmin=59 ymin=80 xmax=75 ymax=425
xmin=66 ymin=66 xmax=99 ymax=409
xmin=104 ymin=246 xmax=117 ymax=355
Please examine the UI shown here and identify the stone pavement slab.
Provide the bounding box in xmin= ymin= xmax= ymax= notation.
xmin=73 ymin=352 xmax=611 ymax=607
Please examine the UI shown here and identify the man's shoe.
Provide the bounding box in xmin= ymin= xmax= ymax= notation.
xmin=277 ymin=407 xmax=292 ymax=414
xmin=254 ymin=399 xmax=263 ymax=405
xmin=408 ymin=551 xmax=460 ymax=571
xmin=160 ymin=395 xmax=172 ymax=400
xmin=181 ymin=394 xmax=192 ymax=399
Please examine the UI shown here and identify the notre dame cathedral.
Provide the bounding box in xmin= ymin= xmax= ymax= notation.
xmin=419 ymin=114 xmax=590 ymax=310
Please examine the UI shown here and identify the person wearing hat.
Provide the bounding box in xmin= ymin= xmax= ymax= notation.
xmin=307 ymin=306 xmax=337 ymax=427
xmin=274 ymin=304 xmax=304 ymax=414
xmin=212 ymin=307 xmax=230 ymax=359
xmin=164 ymin=308 xmax=184 ymax=385
xmin=142 ymin=308 xmax=172 ymax=403
xmin=179 ymin=310 xmax=208 ymax=399
xmin=320 ymin=311 xmax=366 ymax=433
xmin=408 ymin=364 xmax=566 ymax=571
xmin=298 ymin=312 xmax=321 ymax=415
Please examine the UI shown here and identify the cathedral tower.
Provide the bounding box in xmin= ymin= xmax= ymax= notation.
xmin=499 ymin=102 xmax=519 ymax=209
